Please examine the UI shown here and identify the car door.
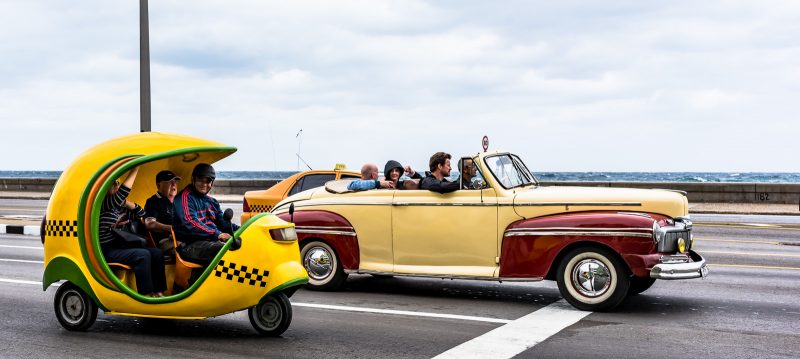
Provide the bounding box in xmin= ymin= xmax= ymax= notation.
xmin=391 ymin=187 xmax=498 ymax=277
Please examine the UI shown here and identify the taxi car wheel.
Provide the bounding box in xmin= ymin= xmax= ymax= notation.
xmin=248 ymin=292 xmax=292 ymax=336
xmin=627 ymin=276 xmax=657 ymax=296
xmin=556 ymin=247 xmax=630 ymax=311
xmin=54 ymin=282 xmax=98 ymax=331
xmin=300 ymin=241 xmax=348 ymax=290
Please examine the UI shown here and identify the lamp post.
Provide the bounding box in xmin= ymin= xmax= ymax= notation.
xmin=140 ymin=0 xmax=151 ymax=132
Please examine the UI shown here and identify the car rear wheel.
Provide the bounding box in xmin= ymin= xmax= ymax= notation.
xmin=556 ymin=247 xmax=630 ymax=311
xmin=627 ymin=276 xmax=656 ymax=296
xmin=248 ymin=292 xmax=292 ymax=336
xmin=300 ymin=240 xmax=347 ymax=290
xmin=54 ymin=282 xmax=98 ymax=331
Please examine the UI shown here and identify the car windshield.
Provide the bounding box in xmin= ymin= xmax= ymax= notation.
xmin=484 ymin=154 xmax=538 ymax=189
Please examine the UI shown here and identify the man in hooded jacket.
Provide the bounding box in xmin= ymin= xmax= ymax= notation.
xmin=383 ymin=160 xmax=422 ymax=190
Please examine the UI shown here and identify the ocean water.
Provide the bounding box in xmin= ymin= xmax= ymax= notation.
xmin=2 ymin=171 xmax=800 ymax=183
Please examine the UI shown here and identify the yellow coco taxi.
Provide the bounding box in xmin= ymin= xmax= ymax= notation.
xmin=240 ymin=165 xmax=360 ymax=224
xmin=42 ymin=132 xmax=307 ymax=335
xmin=272 ymin=151 xmax=707 ymax=311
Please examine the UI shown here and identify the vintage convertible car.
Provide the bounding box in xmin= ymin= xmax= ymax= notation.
xmin=271 ymin=151 xmax=707 ymax=311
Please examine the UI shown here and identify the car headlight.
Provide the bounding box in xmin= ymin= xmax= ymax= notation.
xmin=269 ymin=226 xmax=298 ymax=242
xmin=652 ymin=221 xmax=664 ymax=244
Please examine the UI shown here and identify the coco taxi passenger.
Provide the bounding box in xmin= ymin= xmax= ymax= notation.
xmin=99 ymin=166 xmax=167 ymax=297
xmin=144 ymin=170 xmax=181 ymax=258
xmin=172 ymin=163 xmax=239 ymax=265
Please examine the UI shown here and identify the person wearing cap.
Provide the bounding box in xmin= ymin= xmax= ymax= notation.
xmin=172 ymin=163 xmax=239 ymax=266
xmin=144 ymin=170 xmax=181 ymax=258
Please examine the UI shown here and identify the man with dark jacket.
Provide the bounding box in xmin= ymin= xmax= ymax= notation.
xmin=144 ymin=170 xmax=180 ymax=258
xmin=420 ymin=152 xmax=460 ymax=193
xmin=173 ymin=163 xmax=239 ymax=265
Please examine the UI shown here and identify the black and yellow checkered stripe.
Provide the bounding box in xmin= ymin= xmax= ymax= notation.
xmin=45 ymin=220 xmax=78 ymax=238
xmin=249 ymin=204 xmax=273 ymax=213
xmin=213 ymin=260 xmax=270 ymax=287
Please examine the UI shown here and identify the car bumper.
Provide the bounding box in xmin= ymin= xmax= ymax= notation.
xmin=650 ymin=250 xmax=708 ymax=280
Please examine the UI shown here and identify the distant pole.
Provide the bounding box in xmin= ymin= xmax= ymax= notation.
xmin=139 ymin=0 xmax=151 ymax=132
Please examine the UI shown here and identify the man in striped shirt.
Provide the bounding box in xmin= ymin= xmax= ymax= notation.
xmin=173 ymin=163 xmax=239 ymax=266
xmin=99 ymin=166 xmax=167 ymax=297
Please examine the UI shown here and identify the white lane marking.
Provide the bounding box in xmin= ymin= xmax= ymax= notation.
xmin=0 ymin=244 xmax=42 ymax=250
xmin=0 ymin=278 xmax=42 ymax=286
xmin=0 ymin=277 xmax=514 ymax=324
xmin=433 ymin=299 xmax=590 ymax=359
xmin=293 ymin=302 xmax=511 ymax=324
xmin=741 ymin=223 xmax=778 ymax=227
xmin=0 ymin=258 xmax=44 ymax=264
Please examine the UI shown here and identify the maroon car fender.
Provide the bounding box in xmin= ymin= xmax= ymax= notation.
xmin=499 ymin=211 xmax=669 ymax=278
xmin=276 ymin=210 xmax=360 ymax=270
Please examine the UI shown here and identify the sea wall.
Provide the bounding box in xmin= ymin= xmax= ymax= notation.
xmin=1 ymin=178 xmax=799 ymax=204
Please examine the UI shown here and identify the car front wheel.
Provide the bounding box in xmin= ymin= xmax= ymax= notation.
xmin=300 ymin=240 xmax=347 ymax=290
xmin=248 ymin=292 xmax=292 ymax=336
xmin=556 ymin=247 xmax=630 ymax=311
xmin=54 ymin=282 xmax=98 ymax=331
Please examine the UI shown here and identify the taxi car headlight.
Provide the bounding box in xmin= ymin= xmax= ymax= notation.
xmin=269 ymin=227 xmax=298 ymax=242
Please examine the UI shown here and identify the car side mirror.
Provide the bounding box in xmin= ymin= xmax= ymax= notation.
xmin=223 ymin=208 xmax=234 ymax=221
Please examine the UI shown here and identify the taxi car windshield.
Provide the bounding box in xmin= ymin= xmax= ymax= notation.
xmin=484 ymin=154 xmax=538 ymax=189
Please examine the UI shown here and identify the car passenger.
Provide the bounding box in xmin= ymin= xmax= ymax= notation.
xmin=99 ymin=166 xmax=167 ymax=297
xmin=173 ymin=163 xmax=239 ymax=266
xmin=347 ymin=163 xmax=394 ymax=191
xmin=144 ymin=170 xmax=181 ymax=260
xmin=384 ymin=160 xmax=422 ymax=190
xmin=458 ymin=158 xmax=478 ymax=189
xmin=420 ymin=152 xmax=460 ymax=193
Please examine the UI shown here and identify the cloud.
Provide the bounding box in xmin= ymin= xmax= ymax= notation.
xmin=1 ymin=1 xmax=799 ymax=172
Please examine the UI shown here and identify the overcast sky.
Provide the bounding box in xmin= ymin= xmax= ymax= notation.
xmin=1 ymin=1 xmax=798 ymax=172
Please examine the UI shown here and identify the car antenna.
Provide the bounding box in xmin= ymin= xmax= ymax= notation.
xmin=296 ymin=153 xmax=313 ymax=170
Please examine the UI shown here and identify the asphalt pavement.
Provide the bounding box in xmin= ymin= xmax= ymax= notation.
xmin=1 ymin=197 xmax=799 ymax=358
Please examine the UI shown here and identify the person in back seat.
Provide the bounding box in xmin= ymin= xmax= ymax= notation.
xmin=347 ymin=163 xmax=394 ymax=191
xmin=144 ymin=170 xmax=181 ymax=260
xmin=99 ymin=166 xmax=167 ymax=297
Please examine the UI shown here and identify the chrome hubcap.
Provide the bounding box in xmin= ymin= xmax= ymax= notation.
xmin=571 ymin=259 xmax=611 ymax=297
xmin=62 ymin=291 xmax=85 ymax=324
xmin=304 ymin=247 xmax=333 ymax=281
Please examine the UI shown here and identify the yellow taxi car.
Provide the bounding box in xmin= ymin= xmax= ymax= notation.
xmin=240 ymin=165 xmax=360 ymax=224
xmin=271 ymin=150 xmax=707 ymax=311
